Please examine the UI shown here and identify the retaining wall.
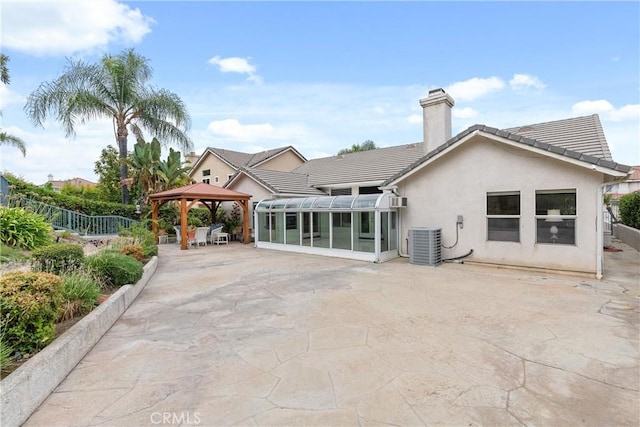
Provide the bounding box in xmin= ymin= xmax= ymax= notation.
xmin=613 ymin=224 xmax=640 ymax=251
xmin=0 ymin=257 xmax=158 ymax=427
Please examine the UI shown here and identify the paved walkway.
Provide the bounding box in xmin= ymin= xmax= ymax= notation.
xmin=26 ymin=241 xmax=639 ymax=426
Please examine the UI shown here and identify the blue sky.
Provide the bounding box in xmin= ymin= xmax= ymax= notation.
xmin=1 ymin=1 xmax=638 ymax=185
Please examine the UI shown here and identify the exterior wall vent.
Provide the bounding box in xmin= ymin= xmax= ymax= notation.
xmin=390 ymin=197 xmax=407 ymax=208
xmin=408 ymin=227 xmax=442 ymax=266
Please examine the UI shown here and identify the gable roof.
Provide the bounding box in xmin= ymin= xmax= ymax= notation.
xmin=503 ymin=114 xmax=612 ymax=160
xmin=190 ymin=145 xmax=306 ymax=174
xmin=227 ymin=167 xmax=326 ymax=196
xmin=150 ymin=182 xmax=250 ymax=201
xmin=292 ymin=143 xmax=425 ymax=187
xmin=382 ymin=123 xmax=631 ymax=187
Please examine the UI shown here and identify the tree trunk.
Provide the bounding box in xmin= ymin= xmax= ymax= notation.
xmin=117 ymin=134 xmax=129 ymax=205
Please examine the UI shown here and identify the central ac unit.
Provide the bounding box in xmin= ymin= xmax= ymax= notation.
xmin=390 ymin=197 xmax=407 ymax=208
xmin=408 ymin=227 xmax=442 ymax=266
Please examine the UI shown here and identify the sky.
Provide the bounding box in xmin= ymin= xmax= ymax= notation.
xmin=1 ymin=0 xmax=638 ymax=185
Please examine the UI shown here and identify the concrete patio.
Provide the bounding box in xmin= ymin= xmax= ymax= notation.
xmin=25 ymin=240 xmax=639 ymax=426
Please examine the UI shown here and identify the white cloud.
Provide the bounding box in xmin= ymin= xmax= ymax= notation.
xmin=208 ymin=56 xmax=263 ymax=84
xmin=571 ymin=100 xmax=640 ymax=121
xmin=206 ymin=119 xmax=304 ymax=142
xmin=445 ymin=77 xmax=505 ymax=102
xmin=509 ymin=73 xmax=546 ymax=90
xmin=572 ymin=99 xmax=614 ymax=115
xmin=1 ymin=0 xmax=154 ymax=56
xmin=610 ymin=104 xmax=640 ymax=121
xmin=0 ymin=83 xmax=24 ymax=109
xmin=453 ymin=107 xmax=479 ymax=119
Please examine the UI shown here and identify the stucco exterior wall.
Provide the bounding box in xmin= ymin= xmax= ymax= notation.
xmin=257 ymin=150 xmax=305 ymax=172
xmin=225 ymin=175 xmax=273 ymax=231
xmin=397 ymin=136 xmax=605 ymax=274
xmin=191 ymin=153 xmax=236 ymax=185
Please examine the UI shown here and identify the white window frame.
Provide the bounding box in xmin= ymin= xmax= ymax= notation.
xmin=486 ymin=191 xmax=520 ymax=242
xmin=535 ymin=189 xmax=577 ymax=245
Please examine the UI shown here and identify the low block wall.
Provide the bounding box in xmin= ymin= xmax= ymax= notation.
xmin=0 ymin=257 xmax=158 ymax=427
xmin=613 ymin=224 xmax=640 ymax=251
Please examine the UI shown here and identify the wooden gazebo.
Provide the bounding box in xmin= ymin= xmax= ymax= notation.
xmin=149 ymin=183 xmax=251 ymax=250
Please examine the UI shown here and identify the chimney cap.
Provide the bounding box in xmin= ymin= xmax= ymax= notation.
xmin=428 ymin=88 xmax=446 ymax=96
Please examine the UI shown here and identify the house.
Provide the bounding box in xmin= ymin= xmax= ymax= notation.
xmin=44 ymin=175 xmax=97 ymax=192
xmin=187 ymin=145 xmax=306 ymax=186
xmin=250 ymin=88 xmax=631 ymax=278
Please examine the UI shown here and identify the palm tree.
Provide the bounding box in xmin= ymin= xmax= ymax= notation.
xmin=0 ymin=54 xmax=26 ymax=156
xmin=24 ymin=48 xmax=192 ymax=204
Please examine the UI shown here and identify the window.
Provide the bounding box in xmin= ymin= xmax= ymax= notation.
xmin=536 ymin=190 xmax=576 ymax=245
xmin=487 ymin=192 xmax=520 ymax=242
xmin=202 ymin=178 xmax=210 ymax=184
xmin=227 ymin=174 xmax=234 ymax=181
xmin=203 ymin=169 xmax=211 ymax=176
xmin=214 ymin=176 xmax=219 ymax=183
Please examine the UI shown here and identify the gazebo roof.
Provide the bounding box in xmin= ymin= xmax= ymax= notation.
xmin=150 ymin=182 xmax=250 ymax=201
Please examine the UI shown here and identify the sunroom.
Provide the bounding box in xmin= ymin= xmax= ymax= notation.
xmin=254 ymin=193 xmax=401 ymax=262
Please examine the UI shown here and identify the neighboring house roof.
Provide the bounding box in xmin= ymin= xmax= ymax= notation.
xmin=627 ymin=165 xmax=640 ymax=181
xmin=227 ymin=167 xmax=326 ymax=196
xmin=292 ymin=143 xmax=425 ymax=187
xmin=189 ymin=145 xmax=306 ymax=175
xmin=383 ymin=124 xmax=631 ymax=187
xmin=503 ymin=114 xmax=612 ymax=160
xmin=46 ymin=177 xmax=97 ymax=188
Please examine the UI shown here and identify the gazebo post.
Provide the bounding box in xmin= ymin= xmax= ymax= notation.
xmin=180 ymin=197 xmax=188 ymax=250
xmin=241 ymin=200 xmax=250 ymax=244
xmin=151 ymin=201 xmax=159 ymax=244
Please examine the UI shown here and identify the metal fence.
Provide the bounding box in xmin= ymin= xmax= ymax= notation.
xmin=8 ymin=196 xmax=139 ymax=236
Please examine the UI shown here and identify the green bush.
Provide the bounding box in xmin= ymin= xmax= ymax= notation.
xmin=59 ymin=273 xmax=101 ymax=321
xmin=4 ymin=174 xmax=137 ymax=218
xmin=0 ymin=206 xmax=53 ymax=250
xmin=32 ymin=243 xmax=84 ymax=275
xmin=0 ymin=272 xmax=64 ymax=353
xmin=84 ymin=250 xmax=143 ymax=287
xmin=618 ymin=192 xmax=640 ymax=229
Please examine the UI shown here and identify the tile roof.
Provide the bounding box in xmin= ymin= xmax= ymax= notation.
xmin=209 ymin=146 xmax=303 ymax=169
xmin=292 ymin=143 xmax=425 ymax=186
xmin=503 ymin=114 xmax=612 ymax=160
xmin=232 ymin=167 xmax=326 ymax=196
xmin=382 ymin=124 xmax=632 ymax=186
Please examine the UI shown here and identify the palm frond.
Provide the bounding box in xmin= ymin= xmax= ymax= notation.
xmin=0 ymin=132 xmax=27 ymax=156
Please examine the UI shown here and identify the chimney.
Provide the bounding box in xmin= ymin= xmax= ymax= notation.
xmin=420 ymin=88 xmax=455 ymax=154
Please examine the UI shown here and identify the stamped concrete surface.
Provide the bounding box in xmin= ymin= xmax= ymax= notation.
xmin=25 ymin=241 xmax=639 ymax=426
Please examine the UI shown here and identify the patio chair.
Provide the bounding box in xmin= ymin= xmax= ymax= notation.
xmin=174 ymin=226 xmax=181 ymax=245
xmin=194 ymin=226 xmax=209 ymax=247
xmin=209 ymin=224 xmax=229 ymax=245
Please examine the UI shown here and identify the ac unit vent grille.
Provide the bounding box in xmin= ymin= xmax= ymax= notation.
xmin=409 ymin=227 xmax=442 ymax=266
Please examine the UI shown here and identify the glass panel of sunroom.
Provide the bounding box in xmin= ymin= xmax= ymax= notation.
xmin=257 ymin=212 xmax=270 ymax=242
xmin=353 ymin=194 xmax=379 ymax=209
xmin=353 ymin=211 xmax=375 ymax=253
xmin=302 ymin=212 xmax=314 ymax=246
xmin=380 ymin=212 xmax=389 ymax=252
xmin=285 ymin=213 xmax=300 ymax=245
xmin=389 ymin=212 xmax=398 ymax=250
xmin=313 ymin=212 xmax=330 ymax=248
xmin=332 ymin=212 xmax=351 ymax=250
xmin=272 ymin=212 xmax=285 ymax=244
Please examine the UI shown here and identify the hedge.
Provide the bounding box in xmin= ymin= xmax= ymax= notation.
xmin=619 ymin=191 xmax=640 ymax=229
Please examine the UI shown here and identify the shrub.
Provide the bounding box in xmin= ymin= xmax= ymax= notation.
xmin=618 ymin=192 xmax=640 ymax=229
xmin=120 ymin=244 xmax=144 ymax=262
xmin=0 ymin=272 xmax=64 ymax=353
xmin=0 ymin=337 xmax=14 ymax=374
xmin=32 ymin=243 xmax=84 ymax=275
xmin=84 ymin=250 xmax=143 ymax=287
xmin=59 ymin=273 xmax=101 ymax=321
xmin=0 ymin=206 xmax=53 ymax=250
